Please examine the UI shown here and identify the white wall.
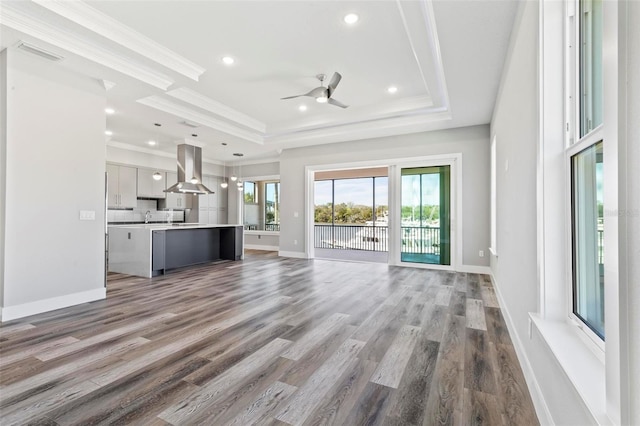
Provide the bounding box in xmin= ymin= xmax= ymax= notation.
xmin=1 ymin=49 xmax=107 ymax=320
xmin=0 ymin=51 xmax=7 ymax=308
xmin=279 ymin=125 xmax=490 ymax=267
xmin=238 ymin=161 xmax=279 ymax=178
xmin=624 ymin=1 xmax=640 ymax=422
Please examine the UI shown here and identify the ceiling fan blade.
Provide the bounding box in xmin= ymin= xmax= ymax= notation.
xmin=327 ymin=72 xmax=342 ymax=97
xmin=281 ymin=89 xmax=317 ymax=100
xmin=281 ymin=94 xmax=306 ymax=100
xmin=327 ymin=97 xmax=349 ymax=108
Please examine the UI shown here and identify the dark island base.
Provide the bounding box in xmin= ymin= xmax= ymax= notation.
xmin=152 ymin=226 xmax=242 ymax=276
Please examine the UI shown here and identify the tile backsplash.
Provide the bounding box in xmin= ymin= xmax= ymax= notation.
xmin=108 ymin=199 xmax=185 ymax=223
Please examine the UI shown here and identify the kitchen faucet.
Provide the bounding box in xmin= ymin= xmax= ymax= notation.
xmin=145 ymin=211 xmax=151 ymax=224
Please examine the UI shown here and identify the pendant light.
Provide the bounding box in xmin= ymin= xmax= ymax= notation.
xmin=232 ymin=153 xmax=243 ymax=186
xmin=152 ymin=171 xmax=162 ymax=181
xmin=221 ymin=160 xmax=228 ymax=188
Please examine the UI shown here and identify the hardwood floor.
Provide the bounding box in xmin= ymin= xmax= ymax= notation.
xmin=0 ymin=250 xmax=538 ymax=425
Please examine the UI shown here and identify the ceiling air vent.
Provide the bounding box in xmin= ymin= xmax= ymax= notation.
xmin=180 ymin=120 xmax=200 ymax=128
xmin=16 ymin=41 xmax=63 ymax=62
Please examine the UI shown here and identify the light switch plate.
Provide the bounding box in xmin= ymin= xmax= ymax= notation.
xmin=80 ymin=210 xmax=96 ymax=220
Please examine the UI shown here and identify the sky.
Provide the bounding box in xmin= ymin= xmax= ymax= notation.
xmin=315 ymin=178 xmax=388 ymax=206
xmin=314 ymin=175 xmax=441 ymax=207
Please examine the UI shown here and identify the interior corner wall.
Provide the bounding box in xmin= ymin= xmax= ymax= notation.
xmin=279 ymin=124 xmax=490 ymax=267
xmin=2 ymin=49 xmax=106 ymax=320
xmin=490 ymin=1 xmax=595 ymax=424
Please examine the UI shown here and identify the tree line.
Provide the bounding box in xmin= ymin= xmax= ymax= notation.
xmin=315 ymin=203 xmax=440 ymax=224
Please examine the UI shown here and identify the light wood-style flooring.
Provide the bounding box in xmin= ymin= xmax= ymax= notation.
xmin=0 ymin=250 xmax=538 ymax=425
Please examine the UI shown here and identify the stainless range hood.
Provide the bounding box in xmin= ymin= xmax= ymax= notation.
xmin=165 ymin=144 xmax=214 ymax=194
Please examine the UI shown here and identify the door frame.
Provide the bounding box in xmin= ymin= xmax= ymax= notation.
xmin=304 ymin=153 xmax=462 ymax=271
xmin=392 ymin=155 xmax=461 ymax=271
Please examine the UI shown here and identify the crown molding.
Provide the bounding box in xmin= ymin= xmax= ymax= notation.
xmin=32 ymin=0 xmax=206 ymax=82
xmin=0 ymin=2 xmax=174 ymax=90
xmin=265 ymin=109 xmax=452 ymax=147
xmin=137 ymin=96 xmax=264 ymax=145
xmin=107 ymin=140 xmax=225 ymax=165
xmin=396 ymin=0 xmax=450 ymax=110
xmin=167 ymin=88 xmax=266 ymax=133
xmin=107 ymin=140 xmax=175 ymax=158
xmin=267 ymin=95 xmax=434 ymax=135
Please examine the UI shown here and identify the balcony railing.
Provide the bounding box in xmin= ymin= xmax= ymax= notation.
xmin=244 ymin=223 xmax=280 ymax=231
xmin=400 ymin=226 xmax=440 ymax=255
xmin=314 ymin=224 xmax=389 ymax=252
xmin=314 ymin=224 xmax=441 ymax=254
xmin=598 ymin=228 xmax=603 ymax=265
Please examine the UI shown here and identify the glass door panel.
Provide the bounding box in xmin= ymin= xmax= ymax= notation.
xmin=400 ymin=166 xmax=450 ymax=265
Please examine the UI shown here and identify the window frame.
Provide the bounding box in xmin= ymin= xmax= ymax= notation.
xmin=565 ymin=0 xmax=605 ymax=351
xmin=264 ymin=181 xmax=280 ymax=231
xmin=565 ymin=133 xmax=605 ymax=352
xmin=242 ymin=177 xmax=280 ymax=233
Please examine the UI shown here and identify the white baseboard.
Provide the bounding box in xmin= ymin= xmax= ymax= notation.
xmin=490 ymin=272 xmax=553 ymax=426
xmin=278 ymin=250 xmax=308 ymax=259
xmin=458 ymin=264 xmax=491 ymax=274
xmin=1 ymin=287 xmax=106 ymax=322
xmin=245 ymin=244 xmax=279 ymax=251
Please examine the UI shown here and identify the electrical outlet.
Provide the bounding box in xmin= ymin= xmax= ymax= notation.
xmin=294 ymin=240 xmax=298 ymax=245
xmin=79 ymin=210 xmax=95 ymax=221
xmin=479 ymin=250 xmax=484 ymax=258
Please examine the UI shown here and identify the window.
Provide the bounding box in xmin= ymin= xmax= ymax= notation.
xmin=265 ymin=182 xmax=280 ymax=231
xmin=243 ymin=180 xmax=279 ymax=231
xmin=568 ymin=0 xmax=604 ymax=341
xmin=579 ymin=0 xmax=603 ymax=136
xmin=244 ymin=181 xmax=256 ymax=203
xmin=313 ymin=176 xmax=388 ymax=252
xmin=400 ymin=166 xmax=451 ymax=265
xmin=571 ymin=141 xmax=604 ymax=338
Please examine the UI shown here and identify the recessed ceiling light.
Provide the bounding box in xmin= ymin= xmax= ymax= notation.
xmin=105 ymin=130 xmax=113 ymax=136
xmin=222 ymin=56 xmax=235 ymax=65
xmin=148 ymin=140 xmax=157 ymax=146
xmin=105 ymin=107 xmax=115 ymax=114
xmin=387 ymin=86 xmax=398 ymax=94
xmin=344 ymin=13 xmax=359 ymax=24
xmin=299 ymin=105 xmax=307 ymax=112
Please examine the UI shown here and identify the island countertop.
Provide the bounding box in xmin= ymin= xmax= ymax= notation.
xmin=109 ymin=223 xmax=242 ymax=231
xmin=108 ymin=223 xmax=243 ymax=278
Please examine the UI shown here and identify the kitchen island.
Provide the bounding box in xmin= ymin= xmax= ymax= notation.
xmin=108 ymin=223 xmax=243 ymax=278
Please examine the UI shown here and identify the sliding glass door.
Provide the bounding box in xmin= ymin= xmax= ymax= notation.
xmin=400 ymin=166 xmax=451 ymax=265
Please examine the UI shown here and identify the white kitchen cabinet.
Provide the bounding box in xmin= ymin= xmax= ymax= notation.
xmin=217 ymin=177 xmax=228 ymax=224
xmin=137 ymin=168 xmax=166 ymax=199
xmin=198 ymin=176 xmax=220 ymax=224
xmin=106 ymin=164 xmax=137 ymax=209
xmin=164 ymin=172 xmax=191 ymax=209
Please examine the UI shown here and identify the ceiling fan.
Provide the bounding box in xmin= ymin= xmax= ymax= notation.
xmin=281 ymin=72 xmax=349 ymax=108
